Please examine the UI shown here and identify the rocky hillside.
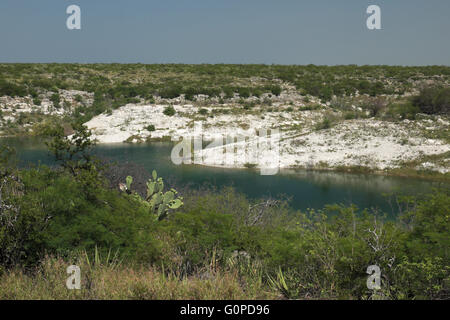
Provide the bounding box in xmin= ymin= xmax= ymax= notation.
xmin=0 ymin=64 xmax=449 ymax=177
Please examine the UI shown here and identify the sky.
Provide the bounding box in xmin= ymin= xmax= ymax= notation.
xmin=0 ymin=0 xmax=449 ymax=65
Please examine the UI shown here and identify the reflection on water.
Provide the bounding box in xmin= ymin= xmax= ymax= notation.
xmin=1 ymin=137 xmax=446 ymax=216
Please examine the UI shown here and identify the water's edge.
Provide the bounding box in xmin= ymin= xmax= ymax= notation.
xmin=1 ymin=137 xmax=446 ymax=216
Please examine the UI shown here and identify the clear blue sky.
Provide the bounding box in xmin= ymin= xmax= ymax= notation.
xmin=0 ymin=0 xmax=449 ymax=65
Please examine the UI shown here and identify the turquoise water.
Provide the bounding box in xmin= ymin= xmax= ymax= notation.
xmin=1 ymin=137 xmax=446 ymax=215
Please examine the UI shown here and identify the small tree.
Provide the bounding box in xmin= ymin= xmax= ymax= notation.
xmin=44 ymin=122 xmax=98 ymax=176
xmin=44 ymin=122 xmax=105 ymax=198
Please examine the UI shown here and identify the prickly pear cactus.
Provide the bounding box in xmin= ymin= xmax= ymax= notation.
xmin=121 ymin=170 xmax=183 ymax=221
xmin=126 ymin=176 xmax=133 ymax=189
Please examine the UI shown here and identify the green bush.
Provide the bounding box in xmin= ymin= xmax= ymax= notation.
xmin=315 ymin=117 xmax=332 ymax=130
xmin=198 ymin=108 xmax=208 ymax=115
xmin=50 ymin=93 xmax=61 ymax=108
xmin=412 ymin=86 xmax=450 ymax=115
xmin=159 ymin=85 xmax=182 ymax=99
xmin=265 ymin=85 xmax=282 ymax=96
xmin=223 ymin=86 xmax=234 ymax=99
xmin=163 ymin=105 xmax=176 ymax=116
xmin=386 ymin=102 xmax=420 ymax=120
xmin=1 ymin=145 xmax=449 ymax=299
xmin=0 ymin=80 xmax=27 ymax=97
xmin=243 ymin=102 xmax=255 ymax=110
xmin=33 ymin=97 xmax=42 ymax=106
xmin=237 ymin=87 xmax=251 ymax=98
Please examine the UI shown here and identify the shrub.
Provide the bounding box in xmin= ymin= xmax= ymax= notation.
xmin=265 ymin=85 xmax=282 ymax=96
xmin=387 ymin=102 xmax=420 ymax=120
xmin=198 ymin=108 xmax=208 ymax=115
xmin=412 ymin=86 xmax=450 ymax=115
xmin=159 ymin=85 xmax=182 ymax=99
xmin=315 ymin=117 xmax=332 ymax=130
xmin=0 ymin=80 xmax=27 ymax=97
xmin=365 ymin=98 xmax=387 ymax=117
xmin=344 ymin=112 xmax=357 ymax=120
xmin=243 ymin=102 xmax=255 ymax=110
xmin=33 ymin=98 xmax=42 ymax=106
xmin=146 ymin=124 xmax=156 ymax=132
xmin=237 ymin=87 xmax=251 ymax=99
xmin=223 ymin=87 xmax=234 ymax=99
xmin=163 ymin=105 xmax=176 ymax=116
xmin=50 ymin=93 xmax=61 ymax=108
xmin=300 ymin=104 xmax=322 ymax=111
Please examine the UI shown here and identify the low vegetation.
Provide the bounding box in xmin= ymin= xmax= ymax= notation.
xmin=0 ymin=125 xmax=448 ymax=300
xmin=0 ymin=64 xmax=449 ymax=131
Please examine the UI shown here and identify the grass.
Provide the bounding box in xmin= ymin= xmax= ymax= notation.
xmin=387 ymin=151 xmax=450 ymax=182
xmin=0 ymin=255 xmax=275 ymax=300
xmin=289 ymin=163 xmax=450 ymax=182
xmin=145 ymin=135 xmax=174 ymax=143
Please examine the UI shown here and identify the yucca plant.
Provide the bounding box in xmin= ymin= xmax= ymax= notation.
xmin=267 ymin=267 xmax=291 ymax=299
xmin=81 ymin=246 xmax=122 ymax=271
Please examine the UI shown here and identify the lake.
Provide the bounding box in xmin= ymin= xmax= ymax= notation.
xmin=1 ymin=137 xmax=446 ymax=216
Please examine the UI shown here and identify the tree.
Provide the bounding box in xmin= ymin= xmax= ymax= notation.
xmin=44 ymin=122 xmax=96 ymax=175
xmin=0 ymin=146 xmax=51 ymax=267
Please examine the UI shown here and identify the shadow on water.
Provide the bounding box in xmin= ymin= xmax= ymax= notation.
xmin=1 ymin=137 xmax=446 ymax=217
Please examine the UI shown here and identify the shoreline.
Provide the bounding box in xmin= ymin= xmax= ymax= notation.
xmin=3 ymin=135 xmax=448 ymax=183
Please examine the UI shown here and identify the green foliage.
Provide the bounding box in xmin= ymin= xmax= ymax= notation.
xmin=159 ymin=85 xmax=182 ymax=99
xmin=146 ymin=124 xmax=156 ymax=132
xmin=44 ymin=122 xmax=97 ymax=176
xmin=1 ymin=110 xmax=449 ymax=299
xmin=243 ymin=102 xmax=255 ymax=110
xmin=0 ymin=64 xmax=448 ymax=105
xmin=198 ymin=108 xmax=208 ymax=115
xmin=400 ymin=189 xmax=450 ymax=260
xmin=0 ymin=157 xmax=449 ymax=300
xmin=268 ymin=85 xmax=282 ymax=96
xmin=14 ymin=166 xmax=159 ymax=263
xmin=412 ymin=86 xmax=450 ymax=115
xmin=386 ymin=102 xmax=420 ymax=120
xmin=365 ymin=97 xmax=387 ymax=117
xmin=300 ymin=104 xmax=322 ymax=111
xmin=163 ymin=105 xmax=176 ymax=116
xmin=1 ymin=64 xmax=449 ymax=131
xmin=50 ymin=93 xmax=61 ymax=108
xmin=32 ymin=97 xmax=42 ymax=106
xmin=122 ymin=170 xmax=184 ymax=221
xmin=0 ymin=79 xmax=27 ymax=97
xmin=315 ymin=117 xmax=332 ymax=130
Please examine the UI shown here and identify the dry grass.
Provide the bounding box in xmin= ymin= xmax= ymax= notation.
xmin=0 ymin=256 xmax=276 ymax=300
